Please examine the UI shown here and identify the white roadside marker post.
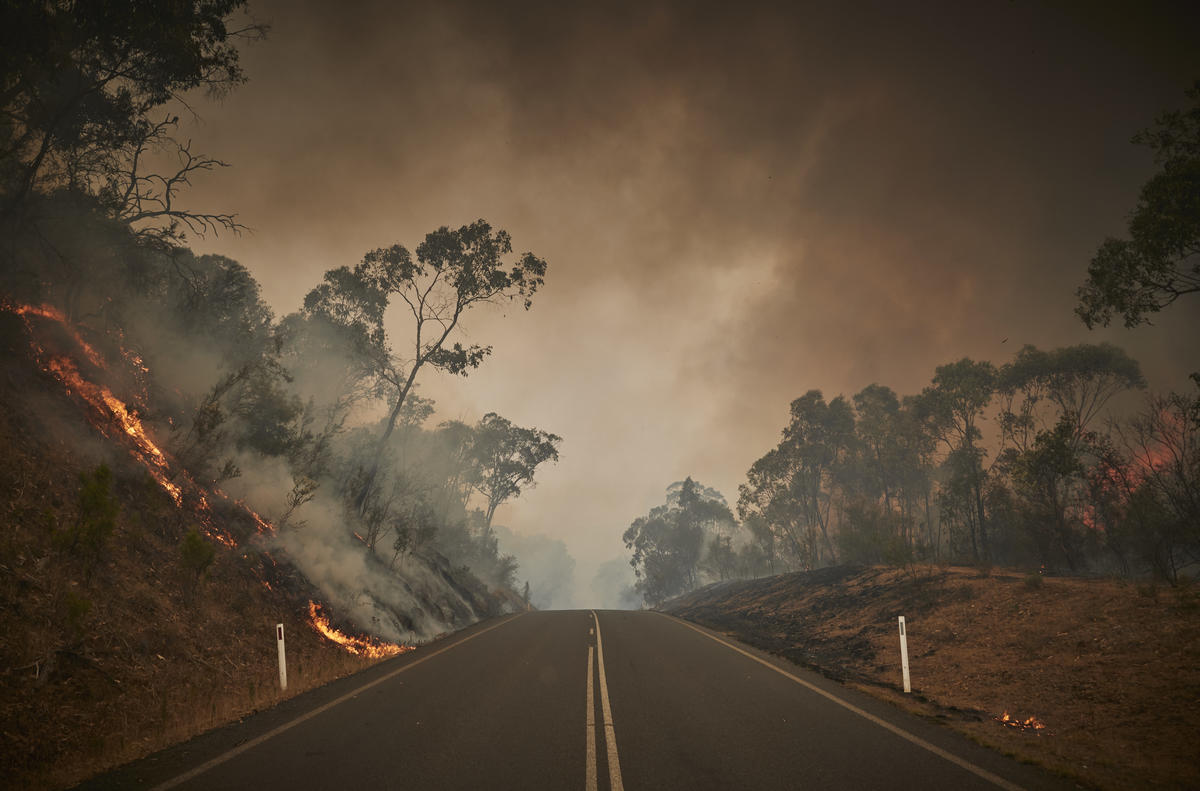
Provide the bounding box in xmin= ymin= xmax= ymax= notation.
xmin=898 ymin=616 xmax=911 ymax=693
xmin=276 ymin=623 xmax=287 ymax=690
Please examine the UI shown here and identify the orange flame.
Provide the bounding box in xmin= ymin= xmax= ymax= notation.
xmin=12 ymin=303 xmax=105 ymax=367
xmin=212 ymin=487 xmax=275 ymax=535
xmin=307 ymin=601 xmax=413 ymax=659
xmin=995 ymin=711 xmax=1047 ymax=731
xmin=7 ymin=302 xmax=241 ymax=546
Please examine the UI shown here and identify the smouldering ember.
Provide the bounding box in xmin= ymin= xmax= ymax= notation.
xmin=995 ymin=711 xmax=1048 ymax=732
xmin=307 ymin=601 xmax=413 ymax=658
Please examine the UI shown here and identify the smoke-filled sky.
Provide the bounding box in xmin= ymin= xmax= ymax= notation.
xmin=183 ymin=0 xmax=1200 ymax=604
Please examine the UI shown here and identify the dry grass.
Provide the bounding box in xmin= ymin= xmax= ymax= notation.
xmin=0 ymin=325 xmax=394 ymax=791
xmin=666 ymin=565 xmax=1200 ymax=790
xmin=0 ymin=462 xmax=391 ymax=791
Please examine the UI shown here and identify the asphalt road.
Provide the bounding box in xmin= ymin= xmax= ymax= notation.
xmin=76 ymin=610 xmax=1071 ymax=790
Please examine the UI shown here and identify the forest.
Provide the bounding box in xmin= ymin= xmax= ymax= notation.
xmin=625 ymin=83 xmax=1200 ymax=605
xmin=0 ymin=1 xmax=562 ymax=641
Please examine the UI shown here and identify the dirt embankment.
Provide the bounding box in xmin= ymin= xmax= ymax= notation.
xmin=665 ymin=566 xmax=1200 ymax=791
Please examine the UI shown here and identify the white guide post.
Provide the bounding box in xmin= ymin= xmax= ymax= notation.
xmin=898 ymin=616 xmax=911 ymax=693
xmin=276 ymin=623 xmax=287 ymax=690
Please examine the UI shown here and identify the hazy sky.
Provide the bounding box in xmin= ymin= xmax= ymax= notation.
xmin=182 ymin=0 xmax=1200 ymax=603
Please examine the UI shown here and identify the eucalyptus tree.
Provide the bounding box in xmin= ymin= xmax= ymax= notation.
xmin=624 ymin=478 xmax=734 ymax=603
xmin=738 ymin=391 xmax=854 ymax=569
xmin=300 ymin=220 xmax=548 ymax=513
xmin=1077 ymin=82 xmax=1200 ymax=329
xmin=0 ymin=0 xmax=266 ymax=230
xmin=918 ymin=359 xmax=996 ymax=561
xmin=852 ymin=384 xmax=902 ymax=512
xmin=997 ymin=343 xmax=1144 ymax=452
xmin=995 ymin=344 xmax=1145 ymax=569
xmin=468 ymin=412 xmax=561 ymax=530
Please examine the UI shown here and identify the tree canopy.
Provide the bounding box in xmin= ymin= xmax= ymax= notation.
xmin=0 ymin=0 xmax=266 ymax=237
xmin=1076 ymin=81 xmax=1200 ymax=328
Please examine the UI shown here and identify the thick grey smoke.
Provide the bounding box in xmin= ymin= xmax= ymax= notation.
xmin=493 ymin=524 xmax=576 ymax=610
xmin=589 ymin=557 xmax=642 ymax=611
xmin=181 ymin=0 xmax=1200 ymax=596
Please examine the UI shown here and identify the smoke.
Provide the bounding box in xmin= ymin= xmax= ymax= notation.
xmin=492 ymin=524 xmax=576 ymax=609
xmin=270 ymin=491 xmax=479 ymax=643
xmin=589 ymin=557 xmax=642 ymax=610
xmin=9 ymin=243 xmax=528 ymax=645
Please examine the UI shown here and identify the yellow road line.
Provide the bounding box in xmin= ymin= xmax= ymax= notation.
xmin=592 ymin=610 xmax=625 ymax=791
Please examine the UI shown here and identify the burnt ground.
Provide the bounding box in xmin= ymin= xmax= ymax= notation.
xmin=665 ymin=565 xmax=1200 ymax=791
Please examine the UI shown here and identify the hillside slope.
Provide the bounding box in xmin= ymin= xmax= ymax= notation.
xmin=0 ymin=309 xmax=511 ymax=790
xmin=665 ymin=565 xmax=1200 ymax=790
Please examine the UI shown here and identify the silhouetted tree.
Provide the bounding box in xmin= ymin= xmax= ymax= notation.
xmin=624 ymin=478 xmax=734 ymax=604
xmin=467 ymin=412 xmax=561 ymax=530
xmin=918 ymin=359 xmax=996 ymax=561
xmin=300 ymin=220 xmax=548 ymax=515
xmin=1076 ymin=82 xmax=1200 ymax=328
xmin=0 ymin=1 xmax=265 ymax=235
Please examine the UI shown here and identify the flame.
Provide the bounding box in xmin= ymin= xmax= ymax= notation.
xmin=17 ymin=307 xmax=181 ymax=506
xmin=212 ymin=487 xmax=275 ymax=535
xmin=307 ymin=601 xmax=413 ymax=659
xmin=995 ymin=711 xmax=1047 ymax=731
xmin=6 ymin=302 xmax=241 ymax=546
xmin=12 ymin=303 xmax=105 ymax=368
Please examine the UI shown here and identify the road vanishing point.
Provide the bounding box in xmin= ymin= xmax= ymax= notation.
xmin=76 ymin=610 xmax=1071 ymax=790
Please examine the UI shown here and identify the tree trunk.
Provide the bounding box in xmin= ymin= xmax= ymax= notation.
xmin=354 ymin=367 xmax=420 ymax=516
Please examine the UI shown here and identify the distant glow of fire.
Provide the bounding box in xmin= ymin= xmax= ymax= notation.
xmin=307 ymin=600 xmax=412 ymax=658
xmin=995 ymin=711 xmax=1047 ymax=732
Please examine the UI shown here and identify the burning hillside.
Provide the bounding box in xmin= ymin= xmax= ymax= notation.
xmin=5 ymin=301 xmax=424 ymax=651
xmin=0 ymin=303 xmax=513 ymax=789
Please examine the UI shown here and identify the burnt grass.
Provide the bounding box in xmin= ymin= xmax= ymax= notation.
xmin=664 ymin=565 xmax=1200 ymax=791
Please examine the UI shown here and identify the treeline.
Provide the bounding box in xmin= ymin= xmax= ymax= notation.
xmin=737 ymin=347 xmax=1196 ymax=580
xmin=625 ymin=349 xmax=1198 ymax=605
xmin=624 ymin=80 xmax=1200 ymax=605
xmin=0 ymin=1 xmax=559 ymax=599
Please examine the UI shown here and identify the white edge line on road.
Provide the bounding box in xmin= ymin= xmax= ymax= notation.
xmin=586 ymin=644 xmax=597 ymax=791
xmin=592 ymin=610 xmax=625 ymax=791
xmin=658 ymin=613 xmax=1024 ymax=791
xmin=151 ymin=613 xmax=524 ymax=791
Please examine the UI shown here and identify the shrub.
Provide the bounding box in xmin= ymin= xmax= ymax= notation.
xmin=55 ymin=464 xmax=119 ymax=572
xmin=180 ymin=528 xmax=215 ymax=579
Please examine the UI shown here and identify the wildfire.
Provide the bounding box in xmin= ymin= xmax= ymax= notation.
xmin=12 ymin=303 xmax=105 ymax=368
xmin=212 ymin=487 xmax=275 ymax=535
xmin=7 ymin=302 xmax=241 ymax=546
xmin=995 ymin=711 xmax=1047 ymax=732
xmin=14 ymin=305 xmax=182 ymax=504
xmin=9 ymin=303 xmax=405 ymax=651
xmin=307 ymin=601 xmax=412 ymax=659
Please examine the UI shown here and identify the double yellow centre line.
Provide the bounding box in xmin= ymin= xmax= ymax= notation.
xmin=586 ymin=610 xmax=624 ymax=791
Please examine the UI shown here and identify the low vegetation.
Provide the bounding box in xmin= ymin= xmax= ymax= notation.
xmin=666 ymin=565 xmax=1200 ymax=791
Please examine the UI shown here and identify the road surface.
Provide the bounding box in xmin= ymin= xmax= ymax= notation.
xmin=76 ymin=610 xmax=1070 ymax=790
